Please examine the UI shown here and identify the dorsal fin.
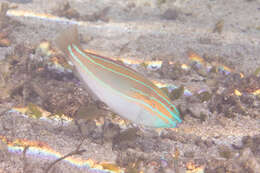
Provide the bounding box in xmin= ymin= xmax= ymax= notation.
xmin=55 ymin=25 xmax=81 ymax=55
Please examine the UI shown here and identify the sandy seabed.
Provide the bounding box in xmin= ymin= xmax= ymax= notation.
xmin=0 ymin=0 xmax=259 ymax=172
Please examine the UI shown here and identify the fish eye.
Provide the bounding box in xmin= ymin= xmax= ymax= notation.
xmin=169 ymin=105 xmax=175 ymax=111
xmin=169 ymin=105 xmax=179 ymax=115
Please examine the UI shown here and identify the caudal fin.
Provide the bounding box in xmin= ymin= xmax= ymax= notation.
xmin=55 ymin=26 xmax=81 ymax=55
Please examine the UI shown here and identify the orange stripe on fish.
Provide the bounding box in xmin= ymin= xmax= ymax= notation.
xmin=130 ymin=90 xmax=170 ymax=124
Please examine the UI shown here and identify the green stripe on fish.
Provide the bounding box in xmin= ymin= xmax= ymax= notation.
xmin=68 ymin=45 xmax=177 ymax=127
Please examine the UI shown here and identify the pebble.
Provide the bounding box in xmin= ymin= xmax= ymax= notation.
xmin=218 ymin=145 xmax=234 ymax=159
xmin=238 ymin=148 xmax=260 ymax=172
xmin=36 ymin=41 xmax=52 ymax=57
xmin=76 ymin=119 xmax=97 ymax=137
xmin=0 ymin=38 xmax=10 ymax=47
xmin=161 ymin=9 xmax=179 ymax=20
xmin=160 ymin=60 xmax=170 ymax=77
xmin=214 ymin=167 xmax=225 ymax=173
xmin=138 ymin=137 xmax=158 ymax=153
xmin=103 ymin=121 xmax=120 ymax=142
xmin=242 ymin=135 xmax=260 ymax=157
xmin=52 ymin=2 xmax=80 ymax=19
xmin=184 ymin=151 xmax=194 ymax=158
xmin=112 ymin=128 xmax=139 ymax=150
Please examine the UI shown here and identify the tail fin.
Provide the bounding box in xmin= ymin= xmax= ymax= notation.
xmin=55 ymin=26 xmax=81 ymax=55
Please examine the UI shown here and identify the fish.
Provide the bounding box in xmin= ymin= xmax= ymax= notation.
xmin=55 ymin=26 xmax=182 ymax=128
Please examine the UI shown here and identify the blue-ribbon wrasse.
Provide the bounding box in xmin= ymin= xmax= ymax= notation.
xmin=55 ymin=26 xmax=182 ymax=128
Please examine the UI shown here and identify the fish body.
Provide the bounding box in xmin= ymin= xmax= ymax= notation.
xmin=55 ymin=26 xmax=182 ymax=128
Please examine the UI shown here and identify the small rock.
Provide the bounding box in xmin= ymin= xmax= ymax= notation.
xmin=160 ymin=60 xmax=170 ymax=77
xmin=126 ymin=2 xmax=136 ymax=9
xmin=52 ymin=2 xmax=80 ymax=19
xmin=195 ymin=137 xmax=207 ymax=149
xmin=213 ymin=19 xmax=224 ymax=34
xmin=161 ymin=131 xmax=190 ymax=144
xmin=242 ymin=136 xmax=254 ymax=148
xmin=225 ymin=161 xmax=243 ymax=173
xmin=36 ymin=41 xmax=52 ymax=57
xmin=252 ymin=135 xmax=260 ymax=156
xmin=169 ymin=85 xmax=184 ymax=100
xmin=144 ymin=165 xmax=157 ymax=173
xmin=0 ymin=140 xmax=9 ymax=162
xmin=187 ymin=104 xmax=208 ymax=121
xmin=113 ymin=128 xmax=139 ymax=150
xmin=0 ymin=30 xmax=9 ymax=39
xmin=76 ymin=119 xmax=97 ymax=137
xmin=81 ymin=34 xmax=93 ymax=44
xmin=103 ymin=121 xmax=120 ymax=142
xmin=196 ymin=68 xmax=208 ymax=77
xmin=168 ymin=62 xmax=185 ymax=80
xmin=0 ymin=61 xmax=11 ymax=79
xmin=81 ymin=13 xmax=99 ymax=22
xmin=214 ymin=167 xmax=226 ymax=173
xmin=0 ymin=38 xmax=10 ymax=47
xmin=238 ymin=148 xmax=260 ymax=172
xmin=90 ymin=127 xmax=103 ymax=144
xmin=184 ymin=151 xmax=194 ymax=158
xmin=74 ymin=103 xmax=106 ymax=121
xmin=240 ymin=94 xmax=255 ymax=107
xmin=164 ymin=168 xmax=176 ymax=173
xmin=138 ymin=137 xmax=158 ymax=153
xmin=97 ymin=7 xmax=110 ymax=22
xmin=0 ymin=3 xmax=8 ymax=19
xmin=81 ymin=7 xmax=110 ymax=22
xmin=198 ymin=37 xmax=212 ymax=45
xmin=157 ymin=141 xmax=171 ymax=152
xmin=242 ymin=135 xmax=260 ymax=157
xmin=197 ymin=91 xmax=212 ymax=103
xmin=161 ymin=9 xmax=179 ymax=20
xmin=65 ymin=8 xmax=80 ymax=19
xmin=0 ymin=16 xmax=11 ymax=33
xmin=204 ymin=140 xmax=214 ymax=148
xmin=218 ymin=145 xmax=234 ymax=159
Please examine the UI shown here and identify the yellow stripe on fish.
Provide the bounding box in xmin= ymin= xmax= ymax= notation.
xmin=55 ymin=26 xmax=182 ymax=128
